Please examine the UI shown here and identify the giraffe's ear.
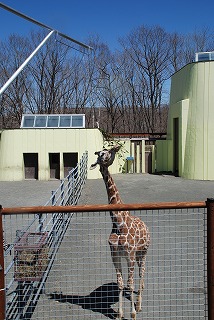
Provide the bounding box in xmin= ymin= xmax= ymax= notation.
xmin=90 ymin=162 xmax=98 ymax=170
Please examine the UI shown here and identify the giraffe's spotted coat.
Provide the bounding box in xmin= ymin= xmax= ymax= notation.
xmin=91 ymin=145 xmax=150 ymax=320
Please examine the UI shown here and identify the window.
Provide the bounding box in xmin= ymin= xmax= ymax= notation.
xmin=22 ymin=116 xmax=34 ymax=128
xmin=20 ymin=114 xmax=85 ymax=128
xmin=59 ymin=115 xmax=71 ymax=127
xmin=47 ymin=116 xmax=59 ymax=127
xmin=195 ymin=51 xmax=214 ymax=62
xmin=35 ymin=116 xmax=47 ymax=127
xmin=72 ymin=115 xmax=84 ymax=127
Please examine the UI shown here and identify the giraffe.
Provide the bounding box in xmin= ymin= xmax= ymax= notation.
xmin=90 ymin=145 xmax=150 ymax=320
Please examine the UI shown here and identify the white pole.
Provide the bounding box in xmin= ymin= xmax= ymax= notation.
xmin=0 ymin=30 xmax=55 ymax=96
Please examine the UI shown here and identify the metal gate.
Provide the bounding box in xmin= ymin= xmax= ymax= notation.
xmin=0 ymin=152 xmax=88 ymax=320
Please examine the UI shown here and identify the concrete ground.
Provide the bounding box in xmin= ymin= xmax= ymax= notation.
xmin=1 ymin=173 xmax=214 ymax=208
xmin=0 ymin=180 xmax=60 ymax=207
xmin=79 ymin=173 xmax=214 ymax=205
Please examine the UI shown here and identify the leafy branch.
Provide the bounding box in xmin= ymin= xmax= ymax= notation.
xmin=99 ymin=128 xmax=128 ymax=172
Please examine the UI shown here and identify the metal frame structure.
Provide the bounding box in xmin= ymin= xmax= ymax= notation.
xmin=0 ymin=2 xmax=92 ymax=97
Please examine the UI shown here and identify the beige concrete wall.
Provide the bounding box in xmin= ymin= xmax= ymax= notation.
xmin=0 ymin=129 xmax=132 ymax=181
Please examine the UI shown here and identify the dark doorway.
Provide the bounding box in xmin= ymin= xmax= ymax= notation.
xmin=23 ymin=153 xmax=38 ymax=179
xmin=63 ymin=153 xmax=78 ymax=177
xmin=173 ymin=118 xmax=179 ymax=176
xmin=145 ymin=151 xmax=152 ymax=173
xmin=49 ymin=153 xmax=60 ymax=179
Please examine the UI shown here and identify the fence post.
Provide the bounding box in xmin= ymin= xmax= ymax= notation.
xmin=60 ymin=180 xmax=64 ymax=206
xmin=207 ymin=198 xmax=214 ymax=320
xmin=0 ymin=205 xmax=5 ymax=320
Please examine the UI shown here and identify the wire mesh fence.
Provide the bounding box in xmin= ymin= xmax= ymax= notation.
xmin=1 ymin=203 xmax=208 ymax=319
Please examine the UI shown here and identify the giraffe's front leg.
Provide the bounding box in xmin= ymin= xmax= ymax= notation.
xmin=117 ymin=269 xmax=124 ymax=320
xmin=127 ymin=253 xmax=136 ymax=320
xmin=109 ymin=236 xmax=124 ymax=320
xmin=136 ymin=252 xmax=147 ymax=312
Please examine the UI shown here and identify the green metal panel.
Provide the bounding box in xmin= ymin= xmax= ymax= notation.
xmin=157 ymin=61 xmax=214 ymax=180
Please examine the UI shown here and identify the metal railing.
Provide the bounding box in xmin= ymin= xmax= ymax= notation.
xmin=0 ymin=151 xmax=88 ymax=320
xmin=45 ymin=151 xmax=88 ymax=206
xmin=0 ymin=199 xmax=213 ymax=319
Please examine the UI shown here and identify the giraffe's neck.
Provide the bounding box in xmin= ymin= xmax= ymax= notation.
xmin=100 ymin=167 xmax=123 ymax=204
xmin=100 ymin=166 xmax=129 ymax=230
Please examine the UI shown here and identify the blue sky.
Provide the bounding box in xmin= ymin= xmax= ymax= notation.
xmin=0 ymin=0 xmax=214 ymax=51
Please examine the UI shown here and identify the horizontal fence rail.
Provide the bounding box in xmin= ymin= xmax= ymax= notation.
xmin=1 ymin=201 xmax=207 ymax=214
xmin=0 ymin=200 xmax=213 ymax=319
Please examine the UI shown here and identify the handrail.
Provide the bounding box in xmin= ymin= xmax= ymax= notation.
xmin=1 ymin=201 xmax=206 ymax=215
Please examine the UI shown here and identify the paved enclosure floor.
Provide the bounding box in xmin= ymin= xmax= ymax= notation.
xmin=0 ymin=180 xmax=60 ymax=207
xmin=1 ymin=174 xmax=214 ymax=208
xmin=79 ymin=173 xmax=214 ymax=205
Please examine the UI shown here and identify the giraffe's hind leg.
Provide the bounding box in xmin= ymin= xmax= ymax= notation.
xmin=127 ymin=252 xmax=137 ymax=320
xmin=136 ymin=252 xmax=147 ymax=312
xmin=109 ymin=236 xmax=124 ymax=319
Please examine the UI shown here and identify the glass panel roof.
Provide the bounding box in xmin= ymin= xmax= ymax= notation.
xmin=21 ymin=114 xmax=85 ymax=128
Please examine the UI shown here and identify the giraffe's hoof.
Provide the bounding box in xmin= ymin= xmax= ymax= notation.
xmin=115 ymin=312 xmax=124 ymax=319
xmin=136 ymin=302 xmax=142 ymax=312
xmin=136 ymin=297 xmax=142 ymax=312
xmin=131 ymin=311 xmax=137 ymax=320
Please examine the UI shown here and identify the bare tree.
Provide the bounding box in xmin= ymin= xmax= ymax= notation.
xmin=26 ymin=31 xmax=76 ymax=114
xmin=1 ymin=26 xmax=213 ymax=131
xmin=169 ymin=32 xmax=185 ymax=73
xmin=119 ymin=25 xmax=171 ymax=132
xmin=180 ymin=27 xmax=214 ymax=65
xmin=0 ymin=34 xmax=32 ymax=127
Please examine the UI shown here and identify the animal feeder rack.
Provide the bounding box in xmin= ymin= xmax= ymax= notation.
xmin=14 ymin=232 xmax=49 ymax=282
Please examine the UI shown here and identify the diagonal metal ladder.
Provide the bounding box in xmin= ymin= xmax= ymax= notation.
xmin=4 ymin=151 xmax=88 ymax=319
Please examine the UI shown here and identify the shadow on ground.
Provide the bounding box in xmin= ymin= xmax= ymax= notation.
xmin=49 ymin=282 xmax=130 ymax=319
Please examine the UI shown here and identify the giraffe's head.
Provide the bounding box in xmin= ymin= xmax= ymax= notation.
xmin=90 ymin=145 xmax=121 ymax=170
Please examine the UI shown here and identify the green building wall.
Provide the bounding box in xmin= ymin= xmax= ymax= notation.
xmin=156 ymin=60 xmax=214 ymax=180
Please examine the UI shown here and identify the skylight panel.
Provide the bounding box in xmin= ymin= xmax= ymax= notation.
xmin=47 ymin=116 xmax=59 ymax=127
xmin=72 ymin=115 xmax=84 ymax=127
xmin=35 ymin=116 xmax=47 ymax=127
xmin=21 ymin=114 xmax=85 ymax=128
xmin=22 ymin=115 xmax=34 ymax=127
xmin=59 ymin=115 xmax=71 ymax=127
